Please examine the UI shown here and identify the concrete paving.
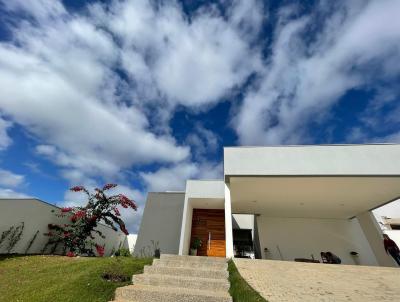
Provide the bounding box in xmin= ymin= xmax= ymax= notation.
xmin=234 ymin=258 xmax=400 ymax=302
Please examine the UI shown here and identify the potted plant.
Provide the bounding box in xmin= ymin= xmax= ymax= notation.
xmin=190 ymin=237 xmax=202 ymax=256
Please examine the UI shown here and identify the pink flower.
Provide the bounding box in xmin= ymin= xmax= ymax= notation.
xmin=95 ymin=244 xmax=105 ymax=257
xmin=61 ymin=207 xmax=73 ymax=213
xmin=103 ymin=183 xmax=117 ymax=190
xmin=63 ymin=232 xmax=70 ymax=237
xmin=70 ymin=186 xmax=85 ymax=192
xmin=120 ymin=225 xmax=129 ymax=235
xmin=70 ymin=210 xmax=86 ymax=222
xmin=113 ymin=207 xmax=121 ymax=216
xmin=119 ymin=194 xmax=137 ymax=210
xmin=66 ymin=251 xmax=75 ymax=257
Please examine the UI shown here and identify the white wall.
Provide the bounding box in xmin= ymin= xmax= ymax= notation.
xmin=256 ymin=215 xmax=378 ymax=266
xmin=180 ymin=201 xmax=193 ymax=255
xmin=179 ymin=180 xmax=225 ymax=255
xmin=127 ymin=234 xmax=137 ymax=254
xmin=224 ymin=144 xmax=400 ymax=176
xmin=0 ymin=199 xmax=127 ymax=255
xmin=356 ymin=211 xmax=396 ymax=266
xmin=135 ymin=192 xmax=185 ymax=257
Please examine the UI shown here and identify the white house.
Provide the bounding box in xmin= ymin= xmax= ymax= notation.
xmin=135 ymin=144 xmax=400 ymax=267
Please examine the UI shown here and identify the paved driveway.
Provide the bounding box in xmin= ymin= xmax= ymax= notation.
xmin=234 ymin=258 xmax=399 ymax=302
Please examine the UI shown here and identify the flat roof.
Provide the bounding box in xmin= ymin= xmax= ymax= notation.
xmin=224 ymin=144 xmax=400 ymax=177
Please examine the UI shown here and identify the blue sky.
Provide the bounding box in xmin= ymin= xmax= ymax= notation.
xmin=0 ymin=0 xmax=400 ymax=232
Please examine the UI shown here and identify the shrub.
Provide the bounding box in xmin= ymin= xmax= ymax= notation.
xmin=45 ymin=184 xmax=137 ymax=256
xmin=114 ymin=248 xmax=131 ymax=257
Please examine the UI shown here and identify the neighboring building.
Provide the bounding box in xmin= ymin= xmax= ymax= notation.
xmin=0 ymin=198 xmax=128 ymax=255
xmin=135 ymin=144 xmax=400 ymax=267
xmin=127 ymin=234 xmax=138 ymax=254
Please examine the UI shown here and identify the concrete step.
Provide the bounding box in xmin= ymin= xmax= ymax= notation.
xmin=115 ymin=284 xmax=232 ymax=302
xmin=133 ymin=273 xmax=230 ymax=291
xmin=154 ymin=258 xmax=228 ymax=270
xmin=160 ymin=254 xmax=227 ymax=263
xmin=144 ymin=264 xmax=229 ymax=279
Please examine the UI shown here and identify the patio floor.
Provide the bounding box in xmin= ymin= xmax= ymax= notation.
xmin=234 ymin=258 xmax=400 ymax=302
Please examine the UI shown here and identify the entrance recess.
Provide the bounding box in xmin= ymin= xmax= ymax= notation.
xmin=190 ymin=209 xmax=226 ymax=257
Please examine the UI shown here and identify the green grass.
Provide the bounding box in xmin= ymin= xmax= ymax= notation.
xmin=228 ymin=260 xmax=267 ymax=302
xmin=0 ymin=255 xmax=152 ymax=302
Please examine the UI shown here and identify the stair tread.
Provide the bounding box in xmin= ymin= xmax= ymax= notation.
xmin=161 ymin=254 xmax=227 ymax=262
xmin=154 ymin=259 xmax=227 ymax=268
xmin=118 ymin=284 xmax=231 ymax=298
xmin=134 ymin=273 xmax=229 ymax=283
xmin=146 ymin=264 xmax=227 ymax=273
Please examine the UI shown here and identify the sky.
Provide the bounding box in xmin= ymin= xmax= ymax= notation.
xmin=0 ymin=0 xmax=400 ymax=232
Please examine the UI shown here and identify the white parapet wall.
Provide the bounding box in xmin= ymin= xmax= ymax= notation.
xmin=224 ymin=144 xmax=400 ymax=176
xmin=0 ymin=199 xmax=128 ymax=255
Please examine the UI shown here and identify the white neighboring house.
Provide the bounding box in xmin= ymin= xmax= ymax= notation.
xmin=0 ymin=198 xmax=128 ymax=255
xmin=127 ymin=234 xmax=137 ymax=254
xmin=135 ymin=144 xmax=400 ymax=267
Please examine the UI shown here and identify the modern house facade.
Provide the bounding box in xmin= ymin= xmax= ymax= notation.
xmin=135 ymin=144 xmax=400 ymax=267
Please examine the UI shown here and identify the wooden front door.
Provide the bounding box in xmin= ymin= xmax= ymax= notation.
xmin=190 ymin=209 xmax=226 ymax=257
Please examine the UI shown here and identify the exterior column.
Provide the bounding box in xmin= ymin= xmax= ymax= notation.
xmin=225 ymin=183 xmax=234 ymax=258
xmin=356 ymin=211 xmax=395 ymax=267
xmin=178 ymin=196 xmax=189 ymax=255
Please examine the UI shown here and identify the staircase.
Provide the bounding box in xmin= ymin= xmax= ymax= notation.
xmin=111 ymin=254 xmax=232 ymax=302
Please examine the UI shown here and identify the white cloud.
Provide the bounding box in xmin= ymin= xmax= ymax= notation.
xmin=98 ymin=0 xmax=261 ymax=108
xmin=141 ymin=161 xmax=222 ymax=192
xmin=0 ymin=188 xmax=31 ymax=198
xmin=186 ymin=124 xmax=220 ymax=160
xmin=0 ymin=0 xmax=193 ymax=181
xmin=0 ymin=168 xmax=28 ymax=199
xmin=0 ymin=169 xmax=24 ymax=187
xmin=235 ymin=0 xmax=400 ymax=145
xmin=0 ymin=0 xmax=262 ymax=183
xmin=2 ymin=0 xmax=66 ymax=21
xmin=0 ymin=117 xmax=12 ymax=150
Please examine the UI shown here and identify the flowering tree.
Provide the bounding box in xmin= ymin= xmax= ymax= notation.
xmin=46 ymin=184 xmax=137 ymax=257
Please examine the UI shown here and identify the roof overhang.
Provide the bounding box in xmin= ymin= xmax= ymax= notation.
xmin=229 ymin=176 xmax=400 ymax=219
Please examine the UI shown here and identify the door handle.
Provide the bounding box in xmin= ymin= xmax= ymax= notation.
xmin=208 ymin=232 xmax=211 ymax=251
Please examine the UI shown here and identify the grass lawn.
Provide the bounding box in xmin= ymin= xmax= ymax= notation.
xmin=228 ymin=260 xmax=267 ymax=302
xmin=0 ymin=255 xmax=152 ymax=302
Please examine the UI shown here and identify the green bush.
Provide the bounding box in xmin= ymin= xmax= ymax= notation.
xmin=114 ymin=248 xmax=131 ymax=257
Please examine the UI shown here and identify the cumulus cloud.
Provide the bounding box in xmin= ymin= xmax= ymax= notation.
xmin=0 ymin=0 xmax=193 ymax=181
xmin=186 ymin=124 xmax=220 ymax=160
xmin=0 ymin=0 xmax=262 ymax=185
xmin=98 ymin=0 xmax=261 ymax=107
xmin=140 ymin=161 xmax=222 ymax=192
xmin=0 ymin=188 xmax=31 ymax=198
xmin=0 ymin=168 xmax=24 ymax=187
xmin=0 ymin=117 xmax=12 ymax=150
xmin=235 ymin=0 xmax=400 ymax=145
xmin=0 ymin=168 xmax=29 ymax=198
